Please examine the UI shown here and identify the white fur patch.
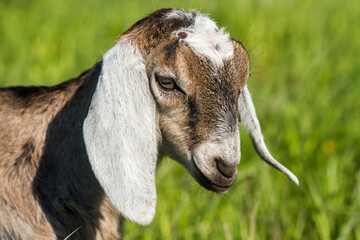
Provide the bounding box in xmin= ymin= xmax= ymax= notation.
xmin=83 ymin=41 xmax=159 ymax=225
xmin=192 ymin=129 xmax=240 ymax=176
xmin=166 ymin=9 xmax=234 ymax=67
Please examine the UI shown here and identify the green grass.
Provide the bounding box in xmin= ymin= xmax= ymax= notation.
xmin=1 ymin=0 xmax=360 ymax=239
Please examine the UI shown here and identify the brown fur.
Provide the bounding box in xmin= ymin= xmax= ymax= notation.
xmin=119 ymin=8 xmax=196 ymax=55
xmin=126 ymin=9 xmax=250 ymax=192
xmin=120 ymin=8 xmax=250 ymax=167
xmin=145 ymin=40 xmax=249 ymax=166
xmin=0 ymin=62 xmax=122 ymax=239
xmin=0 ymin=8 xmax=250 ymax=239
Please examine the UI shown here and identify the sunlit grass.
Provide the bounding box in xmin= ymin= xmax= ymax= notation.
xmin=1 ymin=0 xmax=359 ymax=239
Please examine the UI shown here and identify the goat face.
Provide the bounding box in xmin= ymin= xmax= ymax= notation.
xmin=146 ymin=38 xmax=248 ymax=192
xmin=84 ymin=9 xmax=298 ymax=226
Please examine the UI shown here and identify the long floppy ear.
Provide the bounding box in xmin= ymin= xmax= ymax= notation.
xmin=83 ymin=41 xmax=158 ymax=225
xmin=239 ymin=85 xmax=299 ymax=186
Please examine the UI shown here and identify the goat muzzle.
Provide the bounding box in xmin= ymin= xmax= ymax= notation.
xmin=191 ymin=155 xmax=238 ymax=193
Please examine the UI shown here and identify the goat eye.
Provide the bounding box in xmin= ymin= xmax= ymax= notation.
xmin=156 ymin=76 xmax=176 ymax=90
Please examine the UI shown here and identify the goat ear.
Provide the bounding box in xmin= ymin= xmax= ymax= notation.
xmin=239 ymin=85 xmax=299 ymax=186
xmin=83 ymin=41 xmax=158 ymax=225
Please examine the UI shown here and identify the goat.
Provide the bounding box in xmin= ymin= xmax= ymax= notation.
xmin=0 ymin=8 xmax=299 ymax=240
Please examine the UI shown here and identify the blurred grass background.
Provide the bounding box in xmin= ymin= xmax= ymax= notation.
xmin=1 ymin=0 xmax=360 ymax=239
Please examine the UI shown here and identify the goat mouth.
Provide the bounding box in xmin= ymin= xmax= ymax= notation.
xmin=190 ymin=159 xmax=236 ymax=193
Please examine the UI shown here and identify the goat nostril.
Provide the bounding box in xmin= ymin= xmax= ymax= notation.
xmin=215 ymin=158 xmax=236 ymax=178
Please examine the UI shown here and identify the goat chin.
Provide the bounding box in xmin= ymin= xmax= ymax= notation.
xmin=0 ymin=8 xmax=298 ymax=240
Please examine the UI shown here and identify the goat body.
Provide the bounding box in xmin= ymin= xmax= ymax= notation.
xmin=0 ymin=63 xmax=123 ymax=239
xmin=0 ymin=8 xmax=298 ymax=239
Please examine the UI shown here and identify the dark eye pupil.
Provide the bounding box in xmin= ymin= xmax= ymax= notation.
xmin=161 ymin=79 xmax=172 ymax=85
xmin=160 ymin=78 xmax=174 ymax=89
xmin=155 ymin=75 xmax=175 ymax=90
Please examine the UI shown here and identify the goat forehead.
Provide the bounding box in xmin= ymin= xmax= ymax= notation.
xmin=174 ymin=46 xmax=235 ymax=92
xmin=165 ymin=9 xmax=234 ymax=67
xmin=178 ymin=51 xmax=238 ymax=141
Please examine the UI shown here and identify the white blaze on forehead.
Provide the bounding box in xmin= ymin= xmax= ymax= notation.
xmin=165 ymin=9 xmax=234 ymax=67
